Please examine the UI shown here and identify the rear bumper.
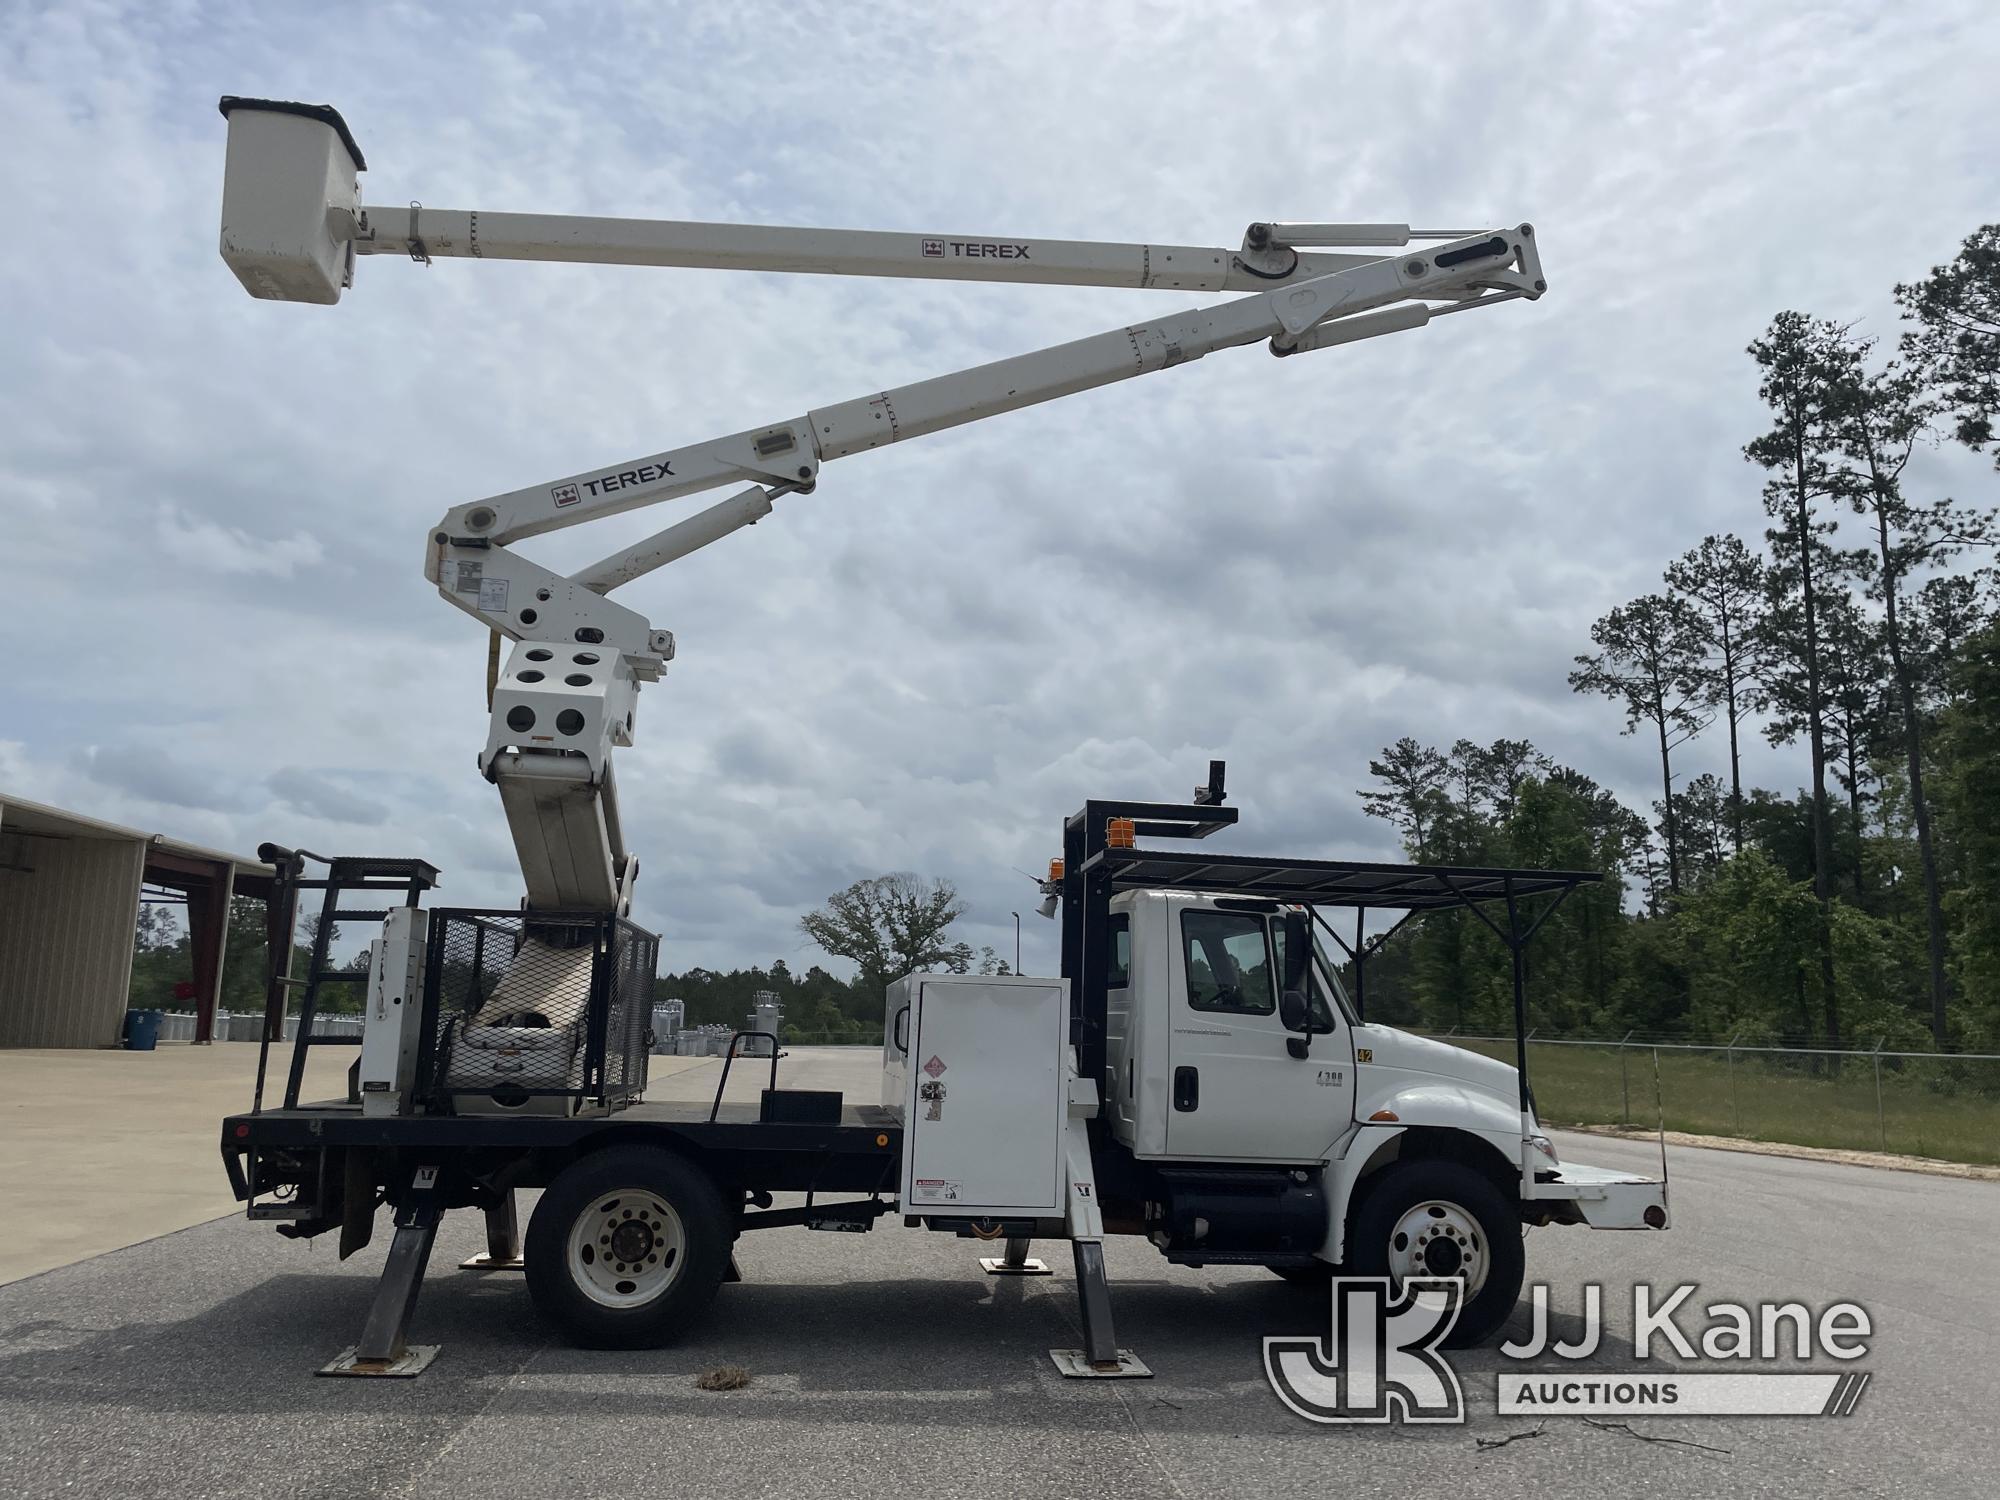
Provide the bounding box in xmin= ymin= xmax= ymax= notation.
xmin=1524 ymin=1161 xmax=1669 ymax=1230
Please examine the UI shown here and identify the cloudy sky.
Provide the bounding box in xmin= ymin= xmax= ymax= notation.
xmin=2 ymin=1 xmax=1995 ymax=978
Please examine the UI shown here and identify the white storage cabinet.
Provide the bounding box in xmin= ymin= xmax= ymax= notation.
xmin=882 ymin=973 xmax=1069 ymax=1219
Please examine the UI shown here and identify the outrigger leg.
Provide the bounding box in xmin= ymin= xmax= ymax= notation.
xmin=1047 ymin=1075 xmax=1149 ymax=1378
xmin=460 ymin=1189 xmax=525 ymax=1270
xmin=320 ymin=1163 xmax=445 ymax=1377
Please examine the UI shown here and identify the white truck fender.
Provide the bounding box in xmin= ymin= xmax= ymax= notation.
xmin=1357 ymin=1078 xmax=1522 ymax=1138
xmin=1317 ymin=1123 xmax=1404 ymax=1265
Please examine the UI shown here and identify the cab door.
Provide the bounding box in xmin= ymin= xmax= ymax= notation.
xmin=1163 ymin=905 xmax=1353 ymax=1163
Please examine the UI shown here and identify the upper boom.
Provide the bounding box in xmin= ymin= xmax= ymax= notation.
xmin=215 ymin=95 xmax=1547 ymax=918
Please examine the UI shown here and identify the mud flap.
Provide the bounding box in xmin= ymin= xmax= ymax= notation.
xmin=339 ymin=1147 xmax=380 ymax=1259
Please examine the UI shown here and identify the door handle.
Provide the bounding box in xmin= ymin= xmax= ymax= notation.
xmin=892 ymin=1005 xmax=910 ymax=1052
xmin=1173 ymin=1065 xmax=1199 ymax=1112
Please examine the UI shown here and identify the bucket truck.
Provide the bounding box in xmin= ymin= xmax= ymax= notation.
xmin=212 ymin=97 xmax=1664 ymax=1378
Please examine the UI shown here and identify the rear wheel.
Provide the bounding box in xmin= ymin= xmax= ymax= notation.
xmin=1347 ymin=1159 xmax=1524 ymax=1347
xmin=525 ymin=1146 xmax=731 ymax=1349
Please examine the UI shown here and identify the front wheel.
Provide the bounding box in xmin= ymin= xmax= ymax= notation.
xmin=525 ymin=1145 xmax=731 ymax=1349
xmin=1347 ymin=1159 xmax=1524 ymax=1347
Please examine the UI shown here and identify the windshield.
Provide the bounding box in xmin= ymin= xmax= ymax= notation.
xmin=1314 ymin=942 xmax=1360 ymax=1028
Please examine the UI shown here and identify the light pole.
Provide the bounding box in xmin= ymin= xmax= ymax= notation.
xmin=1010 ymin=912 xmax=1022 ymax=975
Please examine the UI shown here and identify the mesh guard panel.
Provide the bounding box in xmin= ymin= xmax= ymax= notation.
xmin=419 ymin=909 xmax=657 ymax=1113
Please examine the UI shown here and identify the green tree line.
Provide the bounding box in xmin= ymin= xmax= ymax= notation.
xmin=1356 ymin=225 xmax=2000 ymax=1053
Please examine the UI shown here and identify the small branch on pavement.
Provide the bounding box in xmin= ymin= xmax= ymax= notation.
xmin=1582 ymin=1417 xmax=1730 ymax=1456
xmin=1475 ymin=1423 xmax=1546 ymax=1450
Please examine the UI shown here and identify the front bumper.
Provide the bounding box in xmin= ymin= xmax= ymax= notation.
xmin=1524 ymin=1161 xmax=1669 ymax=1230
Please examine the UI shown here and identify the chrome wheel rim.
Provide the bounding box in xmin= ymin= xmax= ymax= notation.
xmin=565 ymin=1189 xmax=686 ymax=1308
xmin=1386 ymin=1199 xmax=1488 ymax=1297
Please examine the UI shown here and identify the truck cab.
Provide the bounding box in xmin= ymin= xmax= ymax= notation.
xmin=1051 ymin=765 xmax=1669 ymax=1347
xmin=1106 ymin=889 xmax=1352 ymax=1163
xmin=1108 ymin=887 xmax=1539 ymax=1172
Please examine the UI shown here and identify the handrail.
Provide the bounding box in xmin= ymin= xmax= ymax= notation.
xmin=708 ymin=1031 xmax=782 ymax=1123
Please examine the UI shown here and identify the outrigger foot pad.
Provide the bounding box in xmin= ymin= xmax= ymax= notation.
xmin=980 ymin=1256 xmax=1051 ymax=1275
xmin=318 ymin=1345 xmax=440 ymax=1378
xmin=1047 ymin=1349 xmax=1151 ymax=1379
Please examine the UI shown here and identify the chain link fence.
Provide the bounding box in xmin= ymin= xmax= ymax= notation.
xmin=1420 ymin=1031 xmax=2000 ymax=1166
xmin=150 ymin=1009 xmax=363 ymax=1043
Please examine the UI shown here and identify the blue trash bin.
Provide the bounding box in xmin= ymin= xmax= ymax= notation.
xmin=123 ymin=1008 xmax=164 ymax=1051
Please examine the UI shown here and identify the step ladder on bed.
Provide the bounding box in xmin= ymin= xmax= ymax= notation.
xmin=252 ymin=850 xmax=440 ymax=1113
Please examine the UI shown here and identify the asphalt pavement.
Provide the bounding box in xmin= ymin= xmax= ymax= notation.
xmin=0 ymin=1048 xmax=1991 ymax=1499
xmin=0 ymin=1043 xmax=731 ymax=1284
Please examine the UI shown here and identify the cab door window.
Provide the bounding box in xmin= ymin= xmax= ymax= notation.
xmin=1106 ymin=913 xmax=1130 ymax=988
xmin=1181 ymin=911 xmax=1276 ymax=1015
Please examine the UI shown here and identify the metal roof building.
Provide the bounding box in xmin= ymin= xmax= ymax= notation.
xmin=0 ymin=796 xmax=275 ymax=1048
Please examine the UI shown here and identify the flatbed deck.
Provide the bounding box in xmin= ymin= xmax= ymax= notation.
xmin=228 ymin=1097 xmax=901 ymax=1147
xmin=224 ymin=1097 xmax=906 ymax=1200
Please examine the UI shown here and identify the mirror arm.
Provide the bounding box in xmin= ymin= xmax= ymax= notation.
xmin=1283 ymin=983 xmax=1314 ymax=1059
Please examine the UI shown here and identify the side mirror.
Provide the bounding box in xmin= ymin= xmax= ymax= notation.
xmin=1280 ymin=911 xmax=1311 ymax=990
xmin=1281 ymin=988 xmax=1313 ymax=1059
xmin=1279 ymin=909 xmax=1315 ymax=1058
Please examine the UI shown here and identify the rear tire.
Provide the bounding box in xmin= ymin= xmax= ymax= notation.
xmin=525 ymin=1145 xmax=731 ymax=1349
xmin=1347 ymin=1159 xmax=1524 ymax=1348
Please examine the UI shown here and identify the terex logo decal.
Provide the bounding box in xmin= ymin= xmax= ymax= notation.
xmin=920 ymin=239 xmax=1032 ymax=261
xmin=580 ymin=460 xmax=674 ymax=498
xmin=551 ymin=483 xmax=580 ymax=507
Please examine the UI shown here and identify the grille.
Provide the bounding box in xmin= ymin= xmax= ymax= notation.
xmin=416 ymin=908 xmax=658 ymax=1113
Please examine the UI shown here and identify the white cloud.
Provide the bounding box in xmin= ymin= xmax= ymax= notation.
xmin=154 ymin=505 xmax=324 ymax=577
xmin=0 ymin=1 xmax=1994 ymax=978
xmin=266 ymin=767 xmax=390 ymax=827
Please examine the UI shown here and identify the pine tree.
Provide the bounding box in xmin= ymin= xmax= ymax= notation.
xmin=1897 ymin=223 xmax=2000 ymax=469
xmin=1568 ymin=594 xmax=1710 ymax=894
xmin=1665 ymin=535 xmax=1768 ymax=853
xmin=1745 ymin=311 xmax=1850 ymax=1047
xmin=1824 ymin=328 xmax=1994 ymax=1043
xmin=1359 ymin=738 xmax=1452 ymax=860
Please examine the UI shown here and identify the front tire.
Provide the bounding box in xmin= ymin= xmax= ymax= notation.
xmin=1347 ymin=1159 xmax=1524 ymax=1347
xmin=525 ymin=1146 xmax=731 ymax=1349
